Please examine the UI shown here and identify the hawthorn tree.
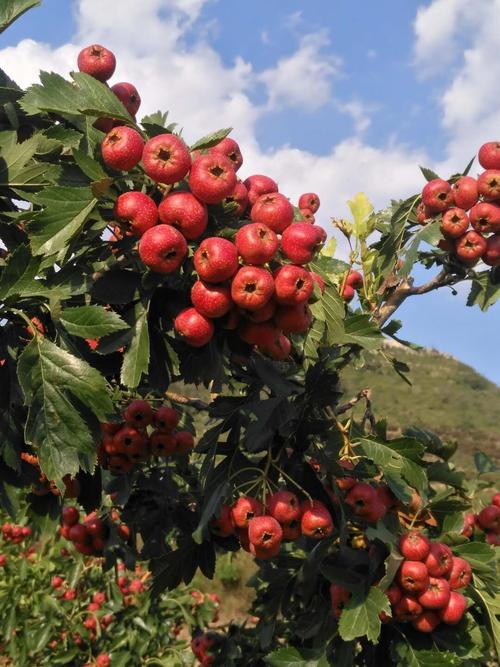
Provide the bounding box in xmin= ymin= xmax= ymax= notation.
xmin=0 ymin=2 xmax=499 ymax=666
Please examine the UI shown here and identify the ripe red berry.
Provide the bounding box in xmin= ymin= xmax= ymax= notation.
xmin=68 ymin=523 xmax=88 ymax=544
xmin=330 ymin=584 xmax=350 ymax=618
xmin=231 ymin=496 xmax=263 ymax=529
xmin=394 ymin=594 xmax=422 ymax=622
xmin=341 ymin=285 xmax=355 ymax=302
xmin=439 ymin=591 xmax=467 ymax=625
xmin=96 ymin=654 xmax=111 ymax=667
xmin=298 ymin=192 xmax=320 ymax=213
xmin=417 ymin=577 xmax=450 ymax=610
xmin=478 ymin=505 xmax=500 ymax=531
xmin=274 ymin=303 xmax=312 ymax=334
xmin=154 ymin=406 xmax=179 ymax=432
xmin=234 ymin=222 xmax=278 ymax=265
xmin=452 ymin=176 xmax=478 ymax=210
xmin=281 ymin=223 xmax=325 ymax=264
xmin=448 ymin=556 xmax=472 ymax=590
xmin=397 ymin=560 xmax=430 ymax=593
xmin=174 ymin=308 xmax=214 ymax=348
xmin=101 ymin=126 xmax=144 ymax=171
xmin=250 ymin=192 xmax=294 ymax=234
xmin=345 ymin=482 xmax=377 ymax=516
xmin=345 ymin=270 xmax=363 ymax=288
xmin=209 ymin=137 xmax=243 ymax=172
xmin=210 ymin=504 xmax=234 ymax=537
xmin=62 ymin=506 xmax=80 ymax=527
xmin=138 ymin=224 xmax=188 ymax=274
xmin=440 ymin=208 xmax=469 ymax=239
xmin=114 ymin=192 xmax=158 ymax=238
xmin=478 ymin=141 xmax=500 ymax=170
xmin=158 ymin=191 xmax=208 ymax=240
xmin=413 ymin=610 xmax=440 ymax=633
xmin=149 ymin=430 xmax=177 ymax=456
xmin=175 ymin=431 xmax=195 ymax=454
xmin=142 ymin=134 xmax=191 ymax=185
xmin=478 ymin=169 xmax=500 ymax=200
xmin=191 ymin=281 xmax=232 ymax=319
xmin=244 ymin=174 xmax=278 ymax=206
xmin=231 ymin=266 xmax=275 ymax=311
xmin=424 ymin=543 xmax=453 ymax=577
xmin=455 ymin=230 xmax=487 ymax=265
xmin=399 ymin=532 xmax=431 ymax=561
xmin=248 ymin=515 xmax=283 ymax=552
xmin=123 ymin=399 xmax=154 ymax=428
xmin=422 ymin=178 xmax=453 ymax=212
xmin=194 ymin=237 xmax=239 ymax=284
xmin=267 ymin=490 xmax=301 ymax=524
xmin=273 ymin=265 xmax=313 ymax=305
xmin=300 ymin=500 xmax=334 ymax=539
xmin=112 ymin=426 xmax=146 ymax=457
xmin=111 ymin=82 xmax=141 ymax=116
xmin=77 ymin=44 xmax=116 ymax=82
xmin=189 ymin=153 xmax=236 ymax=204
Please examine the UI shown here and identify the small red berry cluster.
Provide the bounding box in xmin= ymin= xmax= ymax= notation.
xmin=339 ymin=270 xmax=363 ymax=302
xmin=97 ymin=400 xmax=195 ymax=474
xmin=210 ymin=491 xmax=334 ymax=559
xmin=60 ymin=507 xmax=107 ymax=556
xmin=77 ymin=44 xmax=329 ymax=360
xmin=116 ymin=561 xmax=148 ymax=606
xmin=191 ymin=591 xmax=221 ymax=623
xmin=387 ymin=532 xmax=471 ymax=632
xmin=418 ymin=141 xmax=500 ymax=266
xmin=191 ymin=632 xmax=217 ymax=667
xmin=1 ymin=521 xmax=31 ymax=545
xmin=462 ymin=492 xmax=500 ymax=546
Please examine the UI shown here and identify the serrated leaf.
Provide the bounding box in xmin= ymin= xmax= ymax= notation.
xmin=17 ymin=337 xmax=113 ymax=485
xmin=120 ymin=302 xmax=150 ymax=388
xmin=29 ymin=186 xmax=97 ymax=256
xmin=265 ymin=647 xmax=328 ymax=667
xmin=399 ymin=219 xmax=441 ymax=276
xmin=20 ymin=71 xmax=132 ymax=123
xmin=0 ymin=0 xmax=40 ymax=33
xmin=419 ymin=166 xmax=440 ymax=182
xmin=341 ymin=314 xmax=383 ymax=350
xmin=190 ymin=127 xmax=232 ymax=151
xmin=60 ymin=305 xmax=128 ymax=339
xmin=72 ymin=149 xmax=107 ymax=181
xmin=0 ymin=131 xmax=58 ymax=190
xmin=467 ymin=270 xmax=500 ymax=311
xmin=348 ymin=192 xmax=374 ymax=240
xmin=303 ymin=318 xmax=325 ymax=367
xmin=0 ymin=244 xmax=49 ymax=301
xmin=393 ymin=642 xmax=462 ymax=667
xmin=358 ymin=437 xmax=427 ymax=492
xmin=338 ymin=586 xmax=389 ymax=643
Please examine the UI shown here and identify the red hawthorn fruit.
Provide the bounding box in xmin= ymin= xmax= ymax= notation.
xmin=259 ymin=331 xmax=291 ymax=361
xmin=63 ymin=589 xmax=77 ymax=601
xmin=101 ymin=126 xmax=144 ymax=171
xmin=87 ymin=602 xmax=100 ymax=612
xmin=413 ymin=610 xmax=440 ymax=633
xmin=274 ymin=302 xmax=312 ymax=334
xmin=399 ymin=531 xmax=431 ymax=561
xmin=189 ymin=153 xmax=236 ymax=204
xmin=478 ymin=169 xmax=500 ymax=200
xmin=345 ymin=482 xmax=377 ymax=516
xmin=455 ymin=230 xmax=487 ymax=264
xmin=330 ymin=584 xmax=350 ymax=618
xmin=416 ymin=201 xmax=433 ymax=224
xmin=62 ymin=506 xmax=80 ymax=527
xmin=469 ymin=202 xmax=500 ymax=234
xmin=493 ymin=493 xmax=500 ymax=508
xmin=300 ymin=208 xmax=315 ymax=223
xmin=158 ymin=191 xmax=208 ymax=240
xmin=108 ymin=454 xmax=135 ymax=474
xmin=231 ymin=496 xmax=263 ymax=529
xmin=194 ymin=237 xmax=239 ymax=283
xmin=341 ymin=284 xmax=355 ymax=302
xmin=452 ymin=176 xmax=478 ymax=210
xmin=439 ymin=591 xmax=467 ymax=624
xmin=210 ymin=137 xmax=243 ymax=172
xmin=149 ymin=430 xmax=177 ymax=456
xmin=386 ymin=584 xmax=402 ymax=607
xmin=298 ymin=192 xmax=320 ymax=213
xmin=394 ymin=594 xmax=423 ymax=622
xmin=244 ymin=174 xmax=278 ymax=206
xmin=101 ymin=422 xmax=122 ymax=437
xmin=461 ymin=512 xmax=477 ymax=537
xmin=112 ymin=426 xmax=146 ymax=457
xmin=422 ymin=178 xmax=453 ymax=212
xmin=484 ymin=234 xmax=500 ymax=266
xmin=267 ymin=490 xmax=301 ymax=524
xmin=273 ymin=265 xmax=313 ymax=305
xmin=376 ymin=485 xmax=398 ymax=511
xmin=93 ymin=592 xmax=107 ymax=605
xmin=440 ymin=208 xmax=469 ymax=239
xmin=345 ymin=270 xmax=363 ymax=288
xmin=111 ymin=82 xmax=141 ymax=116
xmin=0 ymin=555 xmax=7 ymax=568
xmin=281 ymin=519 xmax=301 ymax=541
xmin=96 ymin=654 xmax=111 ymax=667
xmin=117 ymin=524 xmax=131 ymax=541
xmin=224 ymin=180 xmax=249 ymax=216
xmin=310 ymin=271 xmax=325 ymax=293
xmin=175 ymin=431 xmax=195 ymax=454
xmin=128 ymin=578 xmax=144 ymax=594
xmin=123 ymin=399 xmax=154 ymax=428
xmin=235 ymin=222 xmax=279 ymax=265
xmin=174 ymin=308 xmax=214 ymax=348
xmin=300 ymin=500 xmax=334 ymax=539
xmin=477 ymin=505 xmax=500 ymax=532
xmin=250 ymin=192 xmax=294 ymax=234
xmin=68 ymin=524 xmax=88 ymax=544
xmin=51 ymin=576 xmax=64 ymax=589
xmin=138 ymin=224 xmax=187 ymax=274
xmin=397 ymin=560 xmax=430 ymax=593
xmin=142 ymin=134 xmax=191 ymax=185
xmin=281 ymin=223 xmax=325 ymax=264
xmin=154 ymin=406 xmax=179 ymax=432
xmin=231 ymin=266 xmax=274 ymax=311
xmin=485 ymin=532 xmax=500 ymax=546
xmin=417 ymin=576 xmax=450 ymax=610
xmin=85 ymin=517 xmax=104 ymax=537
xmin=361 ymin=499 xmax=387 ymax=524
xmin=424 ymin=542 xmax=453 ymax=577
xmin=210 ymin=504 xmax=234 ymax=537
xmin=191 ymin=280 xmax=232 ymax=319
xmin=248 ymin=515 xmax=283 ymax=551
xmin=77 ymin=44 xmax=116 ymax=82
xmin=243 ymin=299 xmax=276 ymax=323
xmin=238 ymin=321 xmax=280 ymax=347
xmin=448 ymin=556 xmax=472 ymax=590
xmin=479 ymin=141 xmax=500 ymax=169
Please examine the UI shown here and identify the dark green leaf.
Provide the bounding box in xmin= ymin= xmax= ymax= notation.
xmin=399 ymin=219 xmax=441 ymax=276
xmin=72 ymin=149 xmax=107 ymax=181
xmin=60 ymin=305 xmax=128 ymax=339
xmin=467 ymin=270 xmax=500 ymax=311
xmin=190 ymin=127 xmax=232 ymax=151
xmin=338 ymin=586 xmax=389 ymax=643
xmin=265 ymin=647 xmax=328 ymax=666
xmin=121 ymin=302 xmax=150 ymax=388
xmin=0 ymin=244 xmax=49 ymax=301
xmin=419 ymin=166 xmax=440 ymax=182
xmin=0 ymin=0 xmax=40 ymax=34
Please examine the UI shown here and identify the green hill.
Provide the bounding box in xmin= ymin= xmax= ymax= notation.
xmin=340 ymin=342 xmax=500 ymax=469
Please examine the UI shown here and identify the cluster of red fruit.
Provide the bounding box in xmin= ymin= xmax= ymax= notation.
xmin=210 ymin=491 xmax=334 ymax=559
xmin=387 ymin=532 xmax=471 ymax=632
xmin=60 ymin=506 xmax=107 ymax=556
xmin=334 ymin=460 xmax=398 ymax=524
xmin=191 ymin=591 xmax=221 ymax=623
xmin=97 ymin=399 xmax=194 ymax=474
xmin=1 ymin=522 xmax=31 ymax=545
xmin=339 ymin=270 xmax=363 ymax=302
xmin=191 ymin=632 xmax=217 ymax=667
xmin=115 ymin=561 xmax=148 ymax=602
xmin=462 ymin=492 xmax=500 ymax=546
xmin=418 ymin=141 xmax=500 ymax=266
xmin=77 ymin=44 xmax=328 ymax=359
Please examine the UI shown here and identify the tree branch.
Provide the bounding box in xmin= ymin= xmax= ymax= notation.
xmin=165 ymin=391 xmax=209 ymax=411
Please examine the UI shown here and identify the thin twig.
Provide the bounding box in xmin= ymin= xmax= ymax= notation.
xmin=165 ymin=391 xmax=209 ymax=411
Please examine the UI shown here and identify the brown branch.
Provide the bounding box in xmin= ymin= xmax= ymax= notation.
xmin=336 ymin=389 xmax=372 ymax=416
xmin=165 ymin=391 xmax=209 ymax=411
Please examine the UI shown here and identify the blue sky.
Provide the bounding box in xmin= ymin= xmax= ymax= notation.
xmin=3 ymin=0 xmax=500 ymax=384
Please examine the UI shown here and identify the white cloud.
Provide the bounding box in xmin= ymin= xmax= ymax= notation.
xmin=336 ymin=100 xmax=372 ymax=135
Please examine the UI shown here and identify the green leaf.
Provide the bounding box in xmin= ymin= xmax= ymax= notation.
xmin=419 ymin=166 xmax=440 ymax=182
xmin=20 ymin=71 xmax=133 ymax=123
xmin=348 ymin=192 xmax=374 ymax=240
xmin=341 ymin=314 xmax=383 ymax=350
xmin=452 ymin=543 xmax=496 ymax=570
xmin=0 ymin=0 xmax=40 ymax=34
xmin=474 ymin=451 xmax=500 ymax=473
xmin=265 ymin=648 xmax=328 ymax=667
xmin=0 ymin=244 xmax=49 ymax=301
xmin=17 ymin=336 xmax=113 ymax=484
xmin=0 ymin=131 xmax=58 ymax=190
xmin=121 ymin=302 xmax=150 ymax=388
xmin=310 ymin=255 xmax=350 ymax=280
xmin=467 ymin=270 xmax=500 ymax=311
xmin=404 ymin=426 xmax=457 ymax=461
xmin=60 ymin=305 xmax=128 ymax=339
xmin=29 ymin=186 xmax=97 ymax=256
xmin=72 ymin=149 xmax=107 ymax=181
xmin=470 ymin=576 xmax=500 ymax=660
xmin=427 ymin=462 xmax=466 ymax=489
xmin=303 ymin=318 xmax=326 ymax=368
xmin=338 ymin=586 xmax=389 ymax=643
xmin=392 ymin=642 xmax=462 ymax=667
xmin=358 ymin=437 xmax=427 ymax=492
xmin=190 ymin=127 xmax=232 ymax=151
xmin=399 ymin=219 xmax=441 ymax=277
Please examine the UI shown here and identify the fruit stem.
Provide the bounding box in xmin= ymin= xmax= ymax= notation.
xmin=271 ymin=463 xmax=313 ymax=504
